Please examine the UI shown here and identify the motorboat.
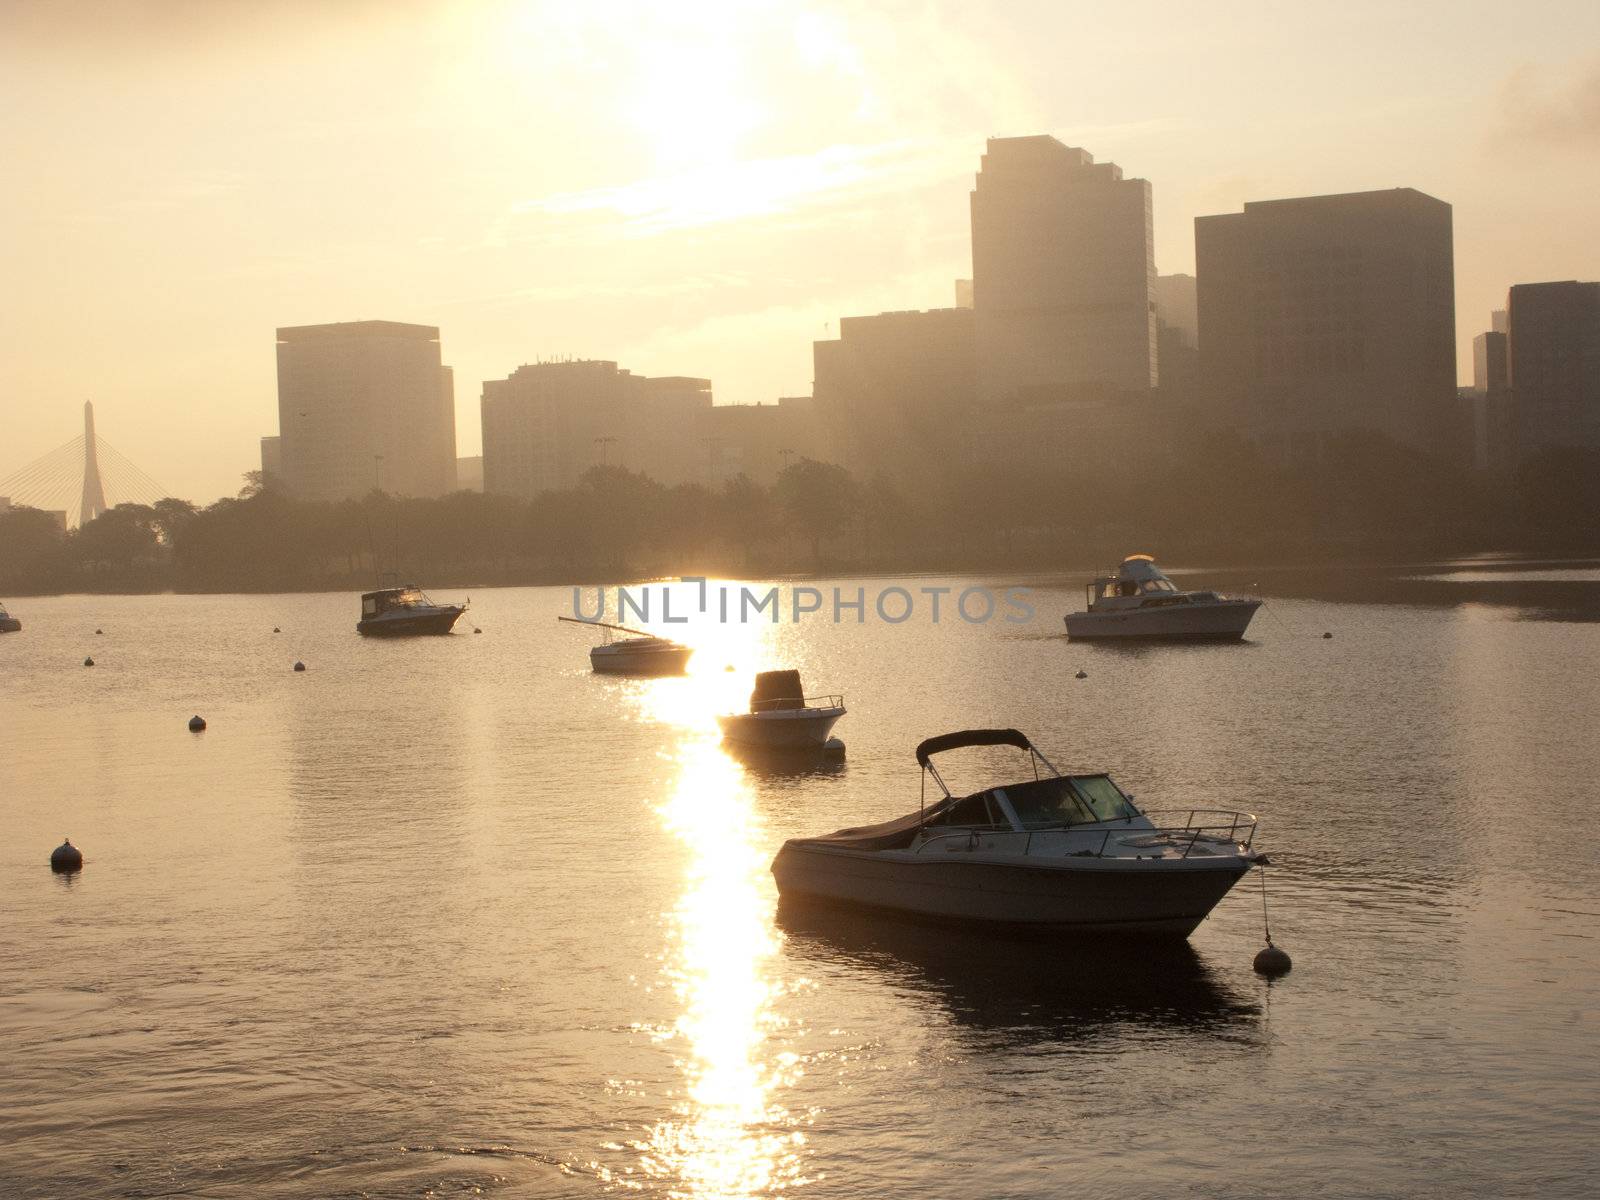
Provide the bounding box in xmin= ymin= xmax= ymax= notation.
xmin=356 ymin=586 xmax=466 ymax=636
xmin=0 ymin=602 xmax=20 ymax=633
xmin=717 ymin=669 xmax=845 ymax=749
xmin=1065 ymin=554 xmax=1261 ymax=641
xmin=559 ymin=616 xmax=692 ymax=675
xmin=772 ymin=728 xmax=1264 ymax=938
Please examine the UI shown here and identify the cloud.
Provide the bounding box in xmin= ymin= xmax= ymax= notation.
xmin=489 ymin=139 xmax=969 ymax=244
xmin=1494 ymin=56 xmax=1600 ymax=151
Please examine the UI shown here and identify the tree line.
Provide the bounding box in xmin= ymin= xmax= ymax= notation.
xmin=1 ymin=439 xmax=1596 ymax=596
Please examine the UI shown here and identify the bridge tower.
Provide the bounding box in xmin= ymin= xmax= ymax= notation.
xmin=80 ymin=401 xmax=108 ymax=523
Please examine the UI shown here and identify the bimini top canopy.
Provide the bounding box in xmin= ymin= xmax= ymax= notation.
xmin=915 ymin=728 xmax=1032 ymax=767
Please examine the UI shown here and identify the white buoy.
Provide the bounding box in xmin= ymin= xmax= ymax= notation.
xmin=188 ymin=715 xmax=206 ymax=732
xmin=50 ymin=839 xmax=84 ymax=873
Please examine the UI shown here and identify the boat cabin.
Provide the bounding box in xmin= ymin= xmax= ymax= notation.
xmin=1085 ymin=554 xmax=1217 ymax=611
xmin=925 ymin=774 xmax=1142 ymax=831
xmin=751 ymin=669 xmax=805 ymax=712
xmin=361 ymin=586 xmax=428 ymax=618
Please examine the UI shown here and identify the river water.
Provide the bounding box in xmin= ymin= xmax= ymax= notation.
xmin=3 ymin=569 xmax=1598 ymax=1198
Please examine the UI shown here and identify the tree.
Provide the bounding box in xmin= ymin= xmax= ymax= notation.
xmin=151 ymin=497 xmax=200 ymax=546
xmin=72 ymin=503 xmax=160 ymax=575
xmin=775 ymin=458 xmax=858 ymax=566
xmin=0 ymin=506 xmax=70 ymax=593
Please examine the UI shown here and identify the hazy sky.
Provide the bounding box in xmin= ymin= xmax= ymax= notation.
xmin=3 ymin=0 xmax=1599 ymax=504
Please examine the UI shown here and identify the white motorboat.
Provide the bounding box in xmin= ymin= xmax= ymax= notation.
xmin=772 ymin=729 xmax=1264 ymax=938
xmin=356 ymin=586 xmax=466 ymax=636
xmin=560 ymin=616 xmax=692 ymax=675
xmin=1065 ymin=554 xmax=1261 ymax=641
xmin=717 ymin=669 xmax=845 ymax=749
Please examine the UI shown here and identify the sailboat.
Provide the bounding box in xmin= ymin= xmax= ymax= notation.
xmin=559 ymin=616 xmax=693 ymax=675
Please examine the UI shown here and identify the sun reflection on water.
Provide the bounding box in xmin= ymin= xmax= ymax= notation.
xmin=640 ymin=724 xmax=804 ymax=1195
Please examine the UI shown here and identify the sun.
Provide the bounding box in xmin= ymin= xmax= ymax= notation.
xmin=619 ymin=9 xmax=768 ymax=169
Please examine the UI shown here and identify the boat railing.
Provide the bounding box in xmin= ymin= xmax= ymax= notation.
xmin=750 ymin=694 xmax=845 ymax=712
xmin=913 ymin=810 xmax=1257 ymax=859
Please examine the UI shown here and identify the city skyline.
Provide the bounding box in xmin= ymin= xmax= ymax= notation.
xmin=4 ymin=0 xmax=1600 ymax=502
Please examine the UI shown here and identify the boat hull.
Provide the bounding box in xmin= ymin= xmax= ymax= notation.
xmin=717 ymin=707 xmax=845 ymax=749
xmin=590 ymin=645 xmax=693 ymax=675
xmin=0 ymin=617 xmax=20 ymax=633
xmin=356 ymin=607 xmax=464 ymax=637
xmin=772 ymin=842 xmax=1251 ymax=938
xmin=1065 ymin=598 xmax=1261 ymax=641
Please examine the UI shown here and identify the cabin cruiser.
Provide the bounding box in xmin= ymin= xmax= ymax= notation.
xmin=356 ymin=586 xmax=466 ymax=636
xmin=772 ymin=729 xmax=1264 ymax=938
xmin=717 ymin=669 xmax=845 ymax=749
xmin=560 ymin=616 xmax=692 ymax=675
xmin=1065 ymin=554 xmax=1261 ymax=641
xmin=0 ymin=602 xmax=20 ymax=633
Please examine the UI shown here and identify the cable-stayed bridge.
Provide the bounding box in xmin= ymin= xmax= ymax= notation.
xmin=0 ymin=402 xmax=169 ymax=528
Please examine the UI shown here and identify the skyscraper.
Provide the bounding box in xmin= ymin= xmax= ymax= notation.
xmin=274 ymin=321 xmax=457 ymax=501
xmin=1506 ymin=280 xmax=1600 ymax=460
xmin=1195 ymin=188 xmax=1455 ymax=460
xmin=970 ymin=136 xmax=1156 ymax=404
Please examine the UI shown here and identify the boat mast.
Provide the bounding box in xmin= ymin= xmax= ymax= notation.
xmin=557 ymin=615 xmax=657 ymax=639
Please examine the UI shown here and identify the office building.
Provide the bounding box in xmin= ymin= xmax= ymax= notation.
xmin=259 ymin=436 xmax=282 ymax=486
xmin=274 ymin=321 xmax=457 ymax=501
xmin=1507 ymin=280 xmax=1600 ymax=459
xmin=1464 ymin=329 xmax=1511 ymax=471
xmin=480 ymin=361 xmax=717 ymax=498
xmin=455 ymin=456 xmax=484 ymax=492
xmin=1195 ymin=188 xmax=1455 ymax=460
xmin=970 ymin=136 xmax=1156 ymax=404
xmin=812 ymin=307 xmax=976 ymax=482
xmin=697 ymin=399 xmax=819 ymax=487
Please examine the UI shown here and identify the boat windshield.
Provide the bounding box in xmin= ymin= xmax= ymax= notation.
xmin=1002 ymin=775 xmax=1139 ymax=826
xmin=926 ymin=791 xmax=1006 ymax=828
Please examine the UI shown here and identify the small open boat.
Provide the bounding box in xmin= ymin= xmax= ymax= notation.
xmin=717 ymin=669 xmax=845 ymax=749
xmin=559 ymin=616 xmax=692 ymax=675
xmin=773 ymin=728 xmax=1264 ymax=938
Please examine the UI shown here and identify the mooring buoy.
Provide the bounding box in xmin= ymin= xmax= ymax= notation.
xmin=50 ymin=839 xmax=83 ymax=873
xmin=83 ymin=656 xmax=95 ymax=667
xmin=1075 ymin=669 xmax=1088 ymax=680
xmin=293 ymin=661 xmax=306 ymax=672
xmin=95 ymin=629 xmax=103 ymax=635
xmin=1252 ymin=859 xmax=1291 ymax=975
xmin=1254 ymin=942 xmax=1293 ymax=976
xmin=1323 ymin=631 xmax=1333 ymax=639
xmin=273 ymin=627 xmax=281 ymax=633
xmin=473 ymin=627 xmax=482 ymax=634
xmin=188 ymin=715 xmax=206 ymax=732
